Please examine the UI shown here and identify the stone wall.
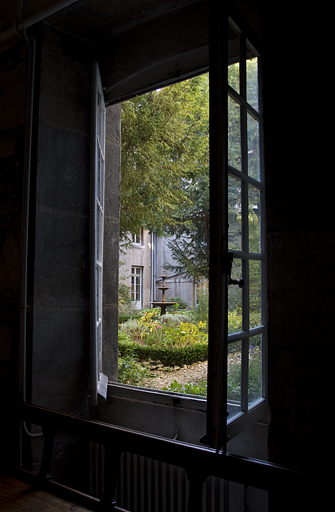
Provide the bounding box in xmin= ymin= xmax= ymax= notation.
xmin=0 ymin=41 xmax=27 ymax=467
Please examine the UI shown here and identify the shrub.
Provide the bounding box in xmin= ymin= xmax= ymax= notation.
xmin=228 ymin=306 xmax=243 ymax=334
xmin=118 ymin=348 xmax=151 ymax=386
xmin=193 ymin=291 xmax=208 ymax=325
xmin=136 ymin=308 xmax=161 ymax=339
xmin=118 ymin=283 xmax=138 ymax=316
xmin=119 ymin=318 xmax=140 ymax=337
xmin=165 ymin=296 xmax=188 ymax=311
xmin=163 ymin=379 xmax=207 ymax=396
xmin=160 ymin=311 xmax=195 ymax=327
xmin=118 ymin=338 xmax=208 ymax=366
xmin=158 ymin=322 xmax=208 ymax=348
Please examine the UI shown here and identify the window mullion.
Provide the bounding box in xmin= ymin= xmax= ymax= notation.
xmin=205 ymin=0 xmax=228 ymax=453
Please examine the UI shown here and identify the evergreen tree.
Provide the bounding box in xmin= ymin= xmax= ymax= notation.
xmin=120 ymin=74 xmax=209 ymax=246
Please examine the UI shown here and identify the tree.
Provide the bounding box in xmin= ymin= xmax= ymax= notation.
xmin=120 ymin=74 xmax=209 ymax=246
xmin=164 ymin=172 xmax=209 ymax=280
xmin=120 ymin=60 xmax=260 ymax=285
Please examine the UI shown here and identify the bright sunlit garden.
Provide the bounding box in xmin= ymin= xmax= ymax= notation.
xmin=117 ymin=286 xmax=262 ymax=401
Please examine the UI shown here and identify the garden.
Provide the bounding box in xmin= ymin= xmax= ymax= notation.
xmin=117 ymin=286 xmax=262 ymax=401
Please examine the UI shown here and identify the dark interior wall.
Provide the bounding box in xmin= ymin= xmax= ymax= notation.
xmin=0 ymin=1 xmax=333 ymax=505
xmin=27 ymin=24 xmax=96 ymax=490
xmin=262 ymin=2 xmax=334 ymax=506
xmin=30 ymin=23 xmax=93 ymax=415
xmin=0 ymin=41 xmax=27 ymax=467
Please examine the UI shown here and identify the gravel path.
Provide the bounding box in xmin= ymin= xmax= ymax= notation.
xmin=141 ymin=360 xmax=208 ymax=390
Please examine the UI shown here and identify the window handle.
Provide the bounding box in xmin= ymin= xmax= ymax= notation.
xmin=227 ymin=252 xmax=244 ymax=288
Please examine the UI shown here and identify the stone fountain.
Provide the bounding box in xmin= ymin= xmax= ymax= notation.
xmin=151 ymin=269 xmax=177 ymax=315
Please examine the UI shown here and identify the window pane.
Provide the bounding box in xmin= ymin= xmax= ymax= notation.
xmin=248 ymin=185 xmax=260 ymax=253
xmin=246 ymin=42 xmax=259 ymax=111
xmin=228 ymin=259 xmax=242 ymax=334
xmin=228 ymin=21 xmax=240 ymax=94
xmin=228 ymin=96 xmax=241 ymax=171
xmin=228 ymin=175 xmax=242 ymax=251
xmin=247 ymin=114 xmax=260 ymax=180
xmin=248 ymin=334 xmax=262 ymax=407
xmin=249 ymin=260 xmax=261 ymax=328
xmin=227 ymin=340 xmax=242 ymax=421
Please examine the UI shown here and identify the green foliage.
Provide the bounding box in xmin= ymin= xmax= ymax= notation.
xmin=163 ymin=379 xmax=207 ymax=396
xmin=118 ymin=348 xmax=151 ymax=386
xmin=118 ymin=283 xmax=138 ymax=317
xmin=165 ymin=173 xmax=210 ymax=280
xmin=118 ymin=338 xmax=208 ymax=366
xmin=165 ymin=296 xmax=188 ymax=311
xmin=118 ymin=313 xmax=141 ymax=325
xmin=228 ymin=306 xmax=243 ymax=334
xmin=155 ymin=321 xmax=207 ymax=348
xmin=136 ymin=308 xmax=161 ymax=339
xmin=120 ymin=74 xmax=209 ymax=242
xmin=160 ymin=311 xmax=195 ymax=327
xmin=227 ymin=340 xmax=262 ymax=402
xmin=193 ymin=290 xmax=208 ymax=326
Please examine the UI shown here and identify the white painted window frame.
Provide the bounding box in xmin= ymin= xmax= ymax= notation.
xmin=131 ymin=266 xmax=143 ymax=309
xmin=90 ymin=62 xmax=106 ymax=406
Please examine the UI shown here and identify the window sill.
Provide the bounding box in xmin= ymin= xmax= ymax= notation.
xmin=95 ymin=382 xmax=207 ymax=445
xmin=94 ymin=383 xmax=267 ymax=449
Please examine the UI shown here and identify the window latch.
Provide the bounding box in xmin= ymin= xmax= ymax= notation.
xmin=227 ymin=252 xmax=244 ymax=288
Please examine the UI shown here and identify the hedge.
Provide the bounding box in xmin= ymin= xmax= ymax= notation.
xmin=118 ymin=339 xmax=208 ymax=366
xmin=118 ymin=313 xmax=141 ymax=324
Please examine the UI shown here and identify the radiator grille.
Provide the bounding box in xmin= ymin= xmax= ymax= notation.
xmin=90 ymin=445 xmax=266 ymax=512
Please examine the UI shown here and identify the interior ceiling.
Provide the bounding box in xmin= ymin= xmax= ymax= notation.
xmin=0 ymin=0 xmax=198 ymax=45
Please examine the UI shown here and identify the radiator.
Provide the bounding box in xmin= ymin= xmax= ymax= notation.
xmin=90 ymin=445 xmax=257 ymax=512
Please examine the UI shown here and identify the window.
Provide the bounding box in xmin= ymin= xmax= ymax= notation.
xmin=94 ymin=11 xmax=266 ymax=451
xmin=131 ymin=266 xmax=143 ymax=309
xmin=90 ymin=62 xmax=107 ymax=405
xmin=132 ymin=229 xmax=144 ymax=246
xmin=225 ymin=19 xmax=267 ymax=436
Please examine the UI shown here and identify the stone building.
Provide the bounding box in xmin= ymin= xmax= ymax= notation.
xmin=120 ymin=230 xmax=196 ymax=309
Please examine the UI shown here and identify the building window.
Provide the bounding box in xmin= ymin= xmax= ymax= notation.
xmin=131 ymin=266 xmax=143 ymax=308
xmin=132 ymin=229 xmax=144 ymax=246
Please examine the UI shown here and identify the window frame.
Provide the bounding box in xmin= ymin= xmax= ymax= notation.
xmin=132 ymin=228 xmax=144 ymax=246
xmin=90 ymin=61 xmax=107 ymax=406
xmin=225 ymin=18 xmax=268 ymax=441
xmin=131 ymin=265 xmax=143 ymax=308
xmin=94 ymin=6 xmax=267 ymax=451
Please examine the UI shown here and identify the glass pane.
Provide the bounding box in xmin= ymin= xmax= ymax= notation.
xmin=248 ymin=334 xmax=262 ymax=407
xmin=228 ymin=96 xmax=241 ymax=171
xmin=247 ymin=114 xmax=260 ymax=180
xmin=228 ymin=258 xmax=242 ymax=334
xmin=228 ymin=21 xmax=240 ymax=94
xmin=227 ymin=340 xmax=242 ymax=421
xmin=228 ymin=175 xmax=242 ymax=251
xmin=249 ymin=260 xmax=261 ymax=328
xmin=248 ymin=185 xmax=260 ymax=252
xmin=246 ymin=42 xmax=259 ymax=111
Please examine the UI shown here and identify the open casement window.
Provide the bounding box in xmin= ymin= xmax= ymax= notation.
xmin=94 ymin=6 xmax=266 ymax=451
xmin=90 ymin=62 xmax=107 ymax=406
xmin=206 ymin=9 xmax=267 ymax=451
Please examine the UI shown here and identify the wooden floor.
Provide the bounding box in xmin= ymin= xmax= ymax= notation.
xmin=0 ymin=474 xmax=94 ymax=512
